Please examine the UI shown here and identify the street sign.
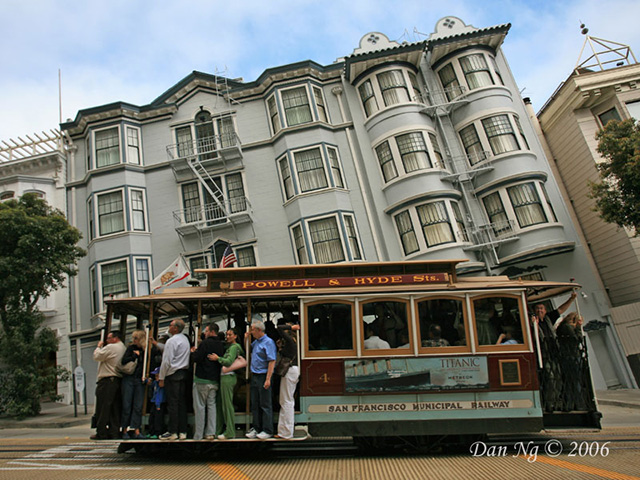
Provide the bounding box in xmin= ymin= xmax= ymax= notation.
xmin=74 ymin=366 xmax=85 ymax=393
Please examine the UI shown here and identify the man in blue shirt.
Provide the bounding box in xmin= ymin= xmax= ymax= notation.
xmin=245 ymin=320 xmax=277 ymax=439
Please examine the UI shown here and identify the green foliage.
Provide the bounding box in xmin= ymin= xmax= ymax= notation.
xmin=589 ymin=119 xmax=640 ymax=235
xmin=0 ymin=194 xmax=84 ymax=417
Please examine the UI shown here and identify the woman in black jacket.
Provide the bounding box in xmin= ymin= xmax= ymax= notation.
xmin=121 ymin=329 xmax=146 ymax=439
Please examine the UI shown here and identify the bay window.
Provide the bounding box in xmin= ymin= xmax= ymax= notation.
xmin=459 ymin=124 xmax=487 ymax=165
xmin=291 ymin=213 xmax=363 ymax=264
xmin=397 ymin=132 xmax=431 ymax=172
xmin=278 ymin=145 xmax=344 ymax=200
xmin=358 ymin=80 xmax=378 ymax=117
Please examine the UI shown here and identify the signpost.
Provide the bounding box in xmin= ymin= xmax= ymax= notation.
xmin=73 ymin=366 xmax=87 ymax=417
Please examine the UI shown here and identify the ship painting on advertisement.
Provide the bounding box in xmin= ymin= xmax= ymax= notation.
xmin=344 ymin=356 xmax=489 ymax=393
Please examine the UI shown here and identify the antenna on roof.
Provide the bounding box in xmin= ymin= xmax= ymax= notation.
xmin=574 ymin=21 xmax=638 ymax=74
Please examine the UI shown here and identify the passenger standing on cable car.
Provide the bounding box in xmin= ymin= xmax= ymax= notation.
xmin=209 ymin=327 xmax=245 ymax=439
xmin=91 ymin=331 xmax=126 ymax=440
xmin=276 ymin=321 xmax=300 ymax=439
xmin=530 ymin=291 xmax=577 ymax=412
xmin=158 ymin=319 xmax=190 ymax=440
xmin=245 ymin=320 xmax=277 ymax=440
xmin=120 ymin=329 xmax=146 ymax=439
xmin=190 ymin=323 xmax=224 ymax=440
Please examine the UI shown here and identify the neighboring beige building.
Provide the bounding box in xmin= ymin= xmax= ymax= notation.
xmin=536 ymin=33 xmax=640 ymax=386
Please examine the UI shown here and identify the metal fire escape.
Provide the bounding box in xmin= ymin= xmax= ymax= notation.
xmin=418 ymin=86 xmax=518 ymax=268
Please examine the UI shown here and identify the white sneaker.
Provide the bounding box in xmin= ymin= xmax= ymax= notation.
xmin=204 ymin=435 xmax=215 ymax=440
xmin=178 ymin=433 xmax=187 ymax=440
xmin=160 ymin=432 xmax=177 ymax=440
xmin=217 ymin=434 xmax=227 ymax=440
xmin=245 ymin=428 xmax=258 ymax=439
xmin=257 ymin=431 xmax=272 ymax=439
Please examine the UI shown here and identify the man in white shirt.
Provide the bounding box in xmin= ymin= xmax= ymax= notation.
xmin=92 ymin=330 xmax=126 ymax=440
xmin=364 ymin=323 xmax=390 ymax=349
xmin=158 ymin=319 xmax=190 ymax=440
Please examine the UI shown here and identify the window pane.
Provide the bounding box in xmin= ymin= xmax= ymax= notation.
xmin=416 ymin=202 xmax=454 ymax=247
xmin=226 ymin=173 xmax=246 ymax=213
xmin=482 ymin=192 xmax=512 ymax=235
xmin=507 ymin=183 xmax=547 ymax=227
xmin=293 ymin=225 xmax=308 ymax=264
xmin=626 ymin=100 xmax=640 ymax=121
xmin=182 ymin=183 xmax=201 ymax=223
xmin=268 ymin=96 xmax=281 ymax=134
xmin=313 ymin=87 xmax=327 ymax=122
xmin=327 ymin=148 xmax=344 ymax=188
xmin=344 ymin=216 xmax=362 ymax=260
xmin=282 ymin=87 xmax=312 ymax=126
xmin=377 ymin=70 xmax=409 ymax=106
xmin=473 ymin=296 xmax=522 ymax=346
xmin=135 ymin=259 xmax=150 ymax=296
xmin=307 ymin=303 xmax=353 ymax=351
xmin=98 ymin=191 xmax=124 ymax=235
xmin=438 ymin=64 xmax=461 ymax=100
xmin=102 ymin=261 xmax=128 ymax=298
xmin=279 ymin=157 xmax=294 ymax=199
xmin=598 ymin=107 xmax=621 ymax=127
xmin=237 ymin=246 xmax=256 ymax=267
xmin=294 ymin=148 xmax=328 ymax=192
xmin=418 ymin=298 xmax=466 ymax=347
xmin=375 ymin=141 xmax=398 ymax=181
xmin=176 ymin=126 xmax=194 ymax=157
xmin=460 ymin=54 xmax=493 ymax=89
xmin=95 ymin=128 xmax=120 ymax=167
xmin=126 ymin=127 xmax=140 ymax=164
xmin=429 ymin=133 xmax=444 ymax=167
xmin=482 ymin=115 xmax=519 ymax=155
xmin=396 ymin=132 xmax=431 ymax=172
xmin=309 ymin=217 xmax=345 ymax=263
xmin=362 ymin=301 xmax=408 ymax=349
xmin=452 ymin=202 xmax=469 ymax=242
xmin=459 ymin=124 xmax=487 ymax=164
xmin=190 ymin=256 xmax=208 ymax=280
xmin=395 ymin=211 xmax=419 ymax=255
xmin=358 ymin=80 xmax=378 ymax=116
xmin=131 ymin=190 xmax=145 ymax=231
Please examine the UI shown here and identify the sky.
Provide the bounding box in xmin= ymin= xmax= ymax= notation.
xmin=1 ymin=0 xmax=639 ymax=142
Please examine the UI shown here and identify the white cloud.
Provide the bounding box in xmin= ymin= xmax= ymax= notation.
xmin=1 ymin=0 xmax=639 ymax=141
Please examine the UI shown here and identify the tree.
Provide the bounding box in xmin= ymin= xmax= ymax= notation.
xmin=589 ymin=118 xmax=640 ymax=236
xmin=0 ymin=193 xmax=85 ymax=417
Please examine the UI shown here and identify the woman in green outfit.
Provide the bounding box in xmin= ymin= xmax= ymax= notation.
xmin=208 ymin=328 xmax=244 ymax=439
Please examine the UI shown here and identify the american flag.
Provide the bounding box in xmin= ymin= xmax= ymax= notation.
xmin=220 ymin=244 xmax=237 ymax=268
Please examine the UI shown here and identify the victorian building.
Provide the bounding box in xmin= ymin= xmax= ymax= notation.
xmin=58 ymin=17 xmax=635 ymax=402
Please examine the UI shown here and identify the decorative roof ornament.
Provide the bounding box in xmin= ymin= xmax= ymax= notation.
xmin=574 ymin=22 xmax=638 ymax=74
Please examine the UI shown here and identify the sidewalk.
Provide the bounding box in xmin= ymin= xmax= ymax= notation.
xmin=1 ymin=390 xmax=639 ymax=429
xmin=0 ymin=401 xmax=92 ymax=429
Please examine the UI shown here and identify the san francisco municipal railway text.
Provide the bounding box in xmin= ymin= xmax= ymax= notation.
xmin=309 ymin=399 xmax=532 ymax=414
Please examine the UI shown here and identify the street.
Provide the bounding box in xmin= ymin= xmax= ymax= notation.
xmin=0 ymin=404 xmax=639 ymax=480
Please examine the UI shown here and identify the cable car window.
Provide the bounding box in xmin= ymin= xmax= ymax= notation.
xmin=361 ymin=300 xmax=409 ymax=349
xmin=472 ymin=296 xmax=522 ymax=346
xmin=306 ymin=302 xmax=353 ymax=351
xmin=418 ymin=298 xmax=466 ymax=347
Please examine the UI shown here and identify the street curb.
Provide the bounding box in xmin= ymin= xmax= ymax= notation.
xmin=0 ymin=417 xmax=92 ymax=429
